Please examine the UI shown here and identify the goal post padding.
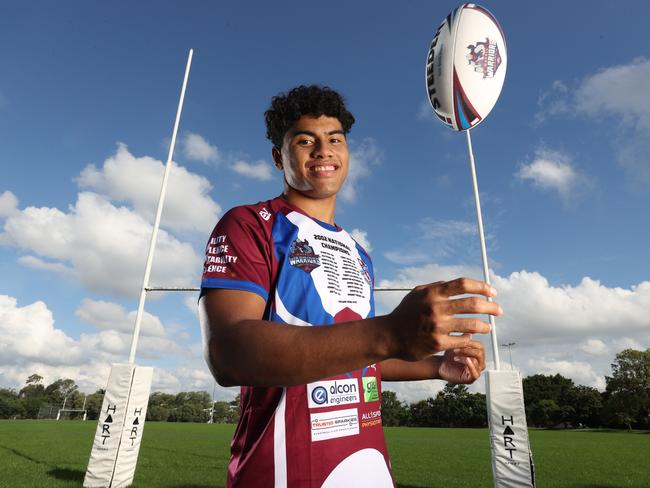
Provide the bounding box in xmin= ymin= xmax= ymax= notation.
xmin=83 ymin=363 xmax=153 ymax=488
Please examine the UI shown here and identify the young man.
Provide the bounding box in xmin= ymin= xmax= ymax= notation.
xmin=199 ymin=85 xmax=501 ymax=487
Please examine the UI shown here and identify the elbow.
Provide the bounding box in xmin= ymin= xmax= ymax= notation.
xmin=204 ymin=340 xmax=240 ymax=387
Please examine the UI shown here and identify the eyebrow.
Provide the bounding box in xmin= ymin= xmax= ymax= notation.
xmin=291 ymin=129 xmax=346 ymax=138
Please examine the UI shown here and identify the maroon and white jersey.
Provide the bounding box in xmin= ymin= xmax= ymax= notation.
xmin=201 ymin=196 xmax=394 ymax=487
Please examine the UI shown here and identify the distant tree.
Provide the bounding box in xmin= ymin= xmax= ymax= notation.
xmin=408 ymin=398 xmax=437 ymax=427
xmin=44 ymin=378 xmax=79 ymax=406
xmin=603 ymin=349 xmax=650 ymax=429
xmin=523 ymin=374 xmax=575 ymax=409
xmin=85 ymin=390 xmax=105 ymax=421
xmin=529 ymin=399 xmax=561 ymax=428
xmin=19 ymin=375 xmax=45 ymax=399
xmin=566 ymin=385 xmax=602 ymax=427
xmin=381 ymin=391 xmax=407 ymax=426
xmin=0 ymin=388 xmax=24 ymax=419
xmin=18 ymin=374 xmax=46 ymax=418
xmin=211 ymin=401 xmax=231 ymax=423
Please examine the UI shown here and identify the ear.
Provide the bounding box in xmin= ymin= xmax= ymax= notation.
xmin=272 ymin=147 xmax=283 ymax=170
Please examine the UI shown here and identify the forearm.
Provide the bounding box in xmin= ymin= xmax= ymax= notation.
xmin=380 ymin=357 xmax=443 ymax=381
xmin=206 ymin=316 xmax=394 ymax=387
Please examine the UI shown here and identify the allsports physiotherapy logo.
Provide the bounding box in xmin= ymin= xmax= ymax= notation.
xmin=363 ymin=377 xmax=379 ymax=402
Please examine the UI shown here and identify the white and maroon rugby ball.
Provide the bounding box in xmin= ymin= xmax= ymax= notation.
xmin=425 ymin=3 xmax=507 ymax=131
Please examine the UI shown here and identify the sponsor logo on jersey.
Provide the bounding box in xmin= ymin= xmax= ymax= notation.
xmin=307 ymin=378 xmax=360 ymax=408
xmin=361 ymin=409 xmax=382 ymax=428
xmin=310 ymin=408 xmax=359 ymax=442
xmin=357 ymin=257 xmax=371 ymax=285
xmin=289 ymin=238 xmax=321 ymax=273
xmin=466 ymin=38 xmax=502 ymax=79
xmin=311 ymin=386 xmax=328 ymax=405
xmin=363 ymin=376 xmax=379 ymax=402
xmin=259 ymin=207 xmax=271 ymax=221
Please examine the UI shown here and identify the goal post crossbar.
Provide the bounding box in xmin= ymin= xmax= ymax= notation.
xmin=145 ymin=286 xmax=411 ymax=292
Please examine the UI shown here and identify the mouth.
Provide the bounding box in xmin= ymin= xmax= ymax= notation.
xmin=307 ymin=161 xmax=339 ymax=175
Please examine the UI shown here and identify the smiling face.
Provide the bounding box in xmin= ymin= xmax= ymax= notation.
xmin=273 ymin=115 xmax=350 ymax=204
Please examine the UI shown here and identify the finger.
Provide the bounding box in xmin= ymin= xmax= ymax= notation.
xmin=446 ymin=296 xmax=503 ymax=316
xmin=436 ymin=333 xmax=474 ymax=351
xmin=439 ymin=277 xmax=497 ymax=298
xmin=454 ymin=342 xmax=486 ymax=370
xmin=465 ymin=356 xmax=480 ymax=380
xmin=442 ymin=317 xmax=491 ymax=335
xmin=453 ymin=343 xmax=484 ymax=358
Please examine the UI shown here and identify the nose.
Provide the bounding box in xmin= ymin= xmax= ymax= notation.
xmin=311 ymin=138 xmax=333 ymax=159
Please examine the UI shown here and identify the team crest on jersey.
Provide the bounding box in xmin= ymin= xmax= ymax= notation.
xmin=289 ymin=238 xmax=320 ymax=273
xmin=357 ymin=257 xmax=371 ymax=285
xmin=466 ymin=38 xmax=501 ymax=79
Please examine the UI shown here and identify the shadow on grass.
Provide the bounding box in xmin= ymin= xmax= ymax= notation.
xmin=0 ymin=443 xmax=86 ymax=483
xmin=0 ymin=444 xmax=46 ymax=465
xmin=48 ymin=467 xmax=85 ymax=482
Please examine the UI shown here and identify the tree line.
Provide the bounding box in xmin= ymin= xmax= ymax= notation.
xmin=2 ymin=349 xmax=648 ymax=429
xmin=381 ymin=349 xmax=650 ymax=430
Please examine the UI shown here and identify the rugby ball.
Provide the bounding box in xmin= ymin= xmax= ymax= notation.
xmin=425 ymin=3 xmax=507 ymax=131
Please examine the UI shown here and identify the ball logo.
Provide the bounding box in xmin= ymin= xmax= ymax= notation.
xmin=466 ymin=38 xmax=502 ymax=79
xmin=311 ymin=386 xmax=328 ymax=405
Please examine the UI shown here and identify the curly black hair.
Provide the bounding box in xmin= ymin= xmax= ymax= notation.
xmin=264 ymin=85 xmax=355 ymax=149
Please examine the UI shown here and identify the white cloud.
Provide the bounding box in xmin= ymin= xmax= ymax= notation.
xmin=536 ymin=58 xmax=650 ymax=186
xmin=1 ymin=191 xmax=201 ymax=297
xmin=0 ymin=191 xmax=18 ymax=218
xmin=575 ymin=57 xmax=650 ymax=130
xmin=0 ymin=295 xmax=84 ymax=366
xmin=75 ymin=299 xmax=166 ymax=337
xmin=182 ymin=132 xmax=220 ymax=164
xmin=77 ymin=143 xmax=220 ymax=234
xmin=18 ymin=255 xmax=70 ymax=273
xmin=340 ymin=138 xmax=383 ymax=203
xmin=350 ymin=228 xmax=372 ymax=253
xmin=528 ymin=358 xmax=606 ymax=391
xmin=516 ymin=148 xmax=588 ymax=203
xmin=580 ymin=339 xmax=608 ymax=356
xmin=535 ymin=80 xmax=570 ymax=124
xmin=232 ymin=160 xmax=274 ymax=181
xmin=0 ymin=294 xmax=216 ymax=396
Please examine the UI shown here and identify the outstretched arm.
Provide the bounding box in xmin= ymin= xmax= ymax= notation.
xmin=200 ymin=277 xmax=500 ymax=387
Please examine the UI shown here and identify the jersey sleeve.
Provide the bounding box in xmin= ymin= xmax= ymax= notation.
xmin=200 ymin=206 xmax=272 ymax=300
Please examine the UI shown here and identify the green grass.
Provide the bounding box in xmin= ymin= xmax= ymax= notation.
xmin=0 ymin=421 xmax=648 ymax=487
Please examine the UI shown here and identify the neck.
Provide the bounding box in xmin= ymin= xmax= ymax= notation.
xmin=282 ymin=187 xmax=337 ymax=225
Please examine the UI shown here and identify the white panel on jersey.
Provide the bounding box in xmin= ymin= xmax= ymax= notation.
xmin=285 ymin=211 xmax=371 ymax=319
xmin=274 ymin=388 xmax=288 ymax=488
xmin=275 ymin=290 xmax=311 ymax=326
xmin=321 ymin=448 xmax=393 ymax=488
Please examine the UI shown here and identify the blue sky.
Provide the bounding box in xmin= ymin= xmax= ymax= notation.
xmin=1 ymin=1 xmax=649 ymax=402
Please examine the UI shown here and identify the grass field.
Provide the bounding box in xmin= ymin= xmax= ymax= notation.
xmin=0 ymin=421 xmax=648 ymax=487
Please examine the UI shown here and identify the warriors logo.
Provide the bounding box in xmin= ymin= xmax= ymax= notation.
xmin=466 ymin=38 xmax=502 ymax=79
xmin=289 ymin=238 xmax=320 ymax=273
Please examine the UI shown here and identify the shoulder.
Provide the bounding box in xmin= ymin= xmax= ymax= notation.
xmin=219 ymin=197 xmax=285 ymax=225
xmin=217 ymin=197 xmax=286 ymax=231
